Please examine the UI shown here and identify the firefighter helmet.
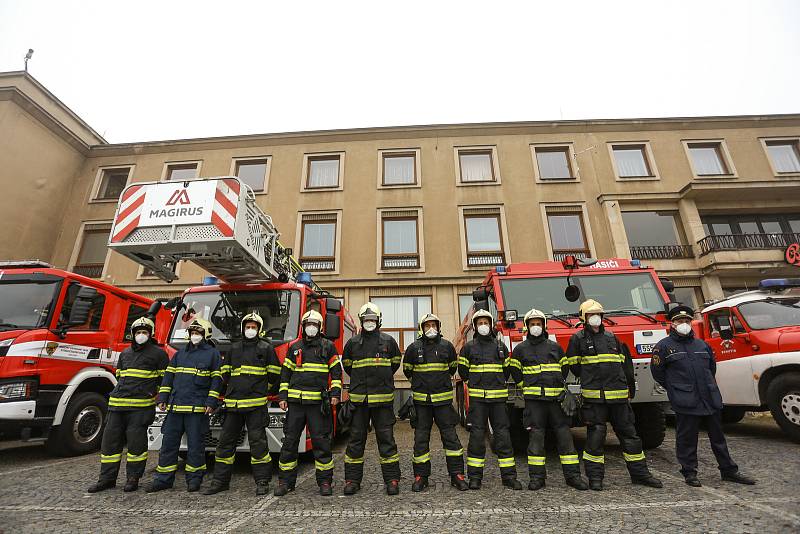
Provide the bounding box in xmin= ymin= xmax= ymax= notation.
xmin=523 ymin=308 xmax=547 ymax=332
xmin=579 ymin=299 xmax=605 ymax=322
xmin=241 ymin=311 xmax=264 ymax=335
xmin=471 ymin=309 xmax=495 ymax=330
xmin=302 ymin=310 xmax=324 ymax=326
xmin=417 ymin=313 xmax=441 ymax=337
xmin=358 ymin=302 xmax=382 ymax=326
xmin=187 ymin=317 xmax=214 ymax=340
xmin=130 ymin=316 xmax=155 ymax=336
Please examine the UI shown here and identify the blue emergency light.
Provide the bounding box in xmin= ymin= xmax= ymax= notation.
xmin=202 ymin=276 xmax=218 ymax=286
xmin=630 ymin=259 xmax=641 ymax=267
xmin=495 ymin=265 xmax=507 ymax=275
xmin=758 ymin=278 xmax=800 ymax=290
xmin=297 ymin=272 xmax=314 ymax=288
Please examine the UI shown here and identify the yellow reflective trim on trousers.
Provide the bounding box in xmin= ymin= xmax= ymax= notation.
xmin=412 ymin=390 xmax=453 ymax=402
xmin=158 ymin=386 xmax=172 ymax=393
xmin=466 ymin=457 xmax=485 ymax=468
xmin=582 ymin=451 xmax=604 ymax=464
xmin=315 ymin=459 xmax=334 ymax=471
xmin=118 ymin=369 xmax=161 ymax=379
xmin=623 ymin=451 xmax=646 ymax=462
xmin=522 ymin=386 xmax=564 ymax=397
xmin=168 ymin=405 xmax=206 ymax=413
xmin=380 ymin=453 xmax=400 ymax=464
xmin=225 ymin=397 xmax=268 ymax=408
xmin=527 ymin=456 xmax=546 ymax=466
xmin=279 ymin=459 xmax=298 ymax=471
xmin=470 ymin=364 xmax=504 ymax=372
xmin=208 ymin=390 xmax=221 ymax=399
xmin=457 ymin=357 xmax=470 ymax=367
xmin=216 ymin=454 xmax=236 ymax=465
xmin=126 ymin=451 xmax=148 ymax=462
xmin=560 ymin=454 xmax=579 ymax=465
xmin=108 ymin=397 xmax=156 ymax=407
xmin=413 ymin=452 xmax=431 ymax=464
xmin=344 ymin=455 xmax=363 ymax=464
xmin=351 ymin=359 xmax=392 ymax=368
xmin=497 ymin=457 xmax=516 ymax=468
xmin=468 ymin=387 xmax=508 ymax=399
xmin=579 ymin=354 xmax=625 ymax=364
xmin=156 ymin=464 xmax=177 ymax=473
xmin=287 ymin=389 xmax=322 ymax=401
xmin=581 ymin=389 xmax=628 ymax=400
xmin=185 ymin=463 xmax=207 ymax=473
xmin=251 ymin=454 xmax=271 ymax=465
xmin=100 ymin=453 xmax=121 ymax=463
xmin=411 ymin=363 xmax=449 ymax=372
xmin=445 ymin=448 xmax=464 ymax=457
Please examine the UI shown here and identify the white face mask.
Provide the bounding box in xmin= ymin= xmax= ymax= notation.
xmin=362 ymin=321 xmax=377 ymax=332
xmin=244 ymin=328 xmax=258 ymax=339
xmin=587 ymin=315 xmax=603 ymax=328
xmin=190 ymin=334 xmax=203 ymax=345
xmin=674 ymin=322 xmax=693 ymax=336
xmin=529 ymin=325 xmax=543 ymax=337
xmin=134 ymin=333 xmax=149 ymax=345
xmin=477 ymin=324 xmax=491 ymax=336
xmin=305 ymin=324 xmax=319 ymax=337
xmin=424 ymin=327 xmax=438 ymax=339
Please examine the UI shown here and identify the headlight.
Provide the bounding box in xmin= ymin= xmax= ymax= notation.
xmin=0 ymin=380 xmax=34 ymax=401
xmin=0 ymin=338 xmax=14 ymax=357
xmin=268 ymin=414 xmax=286 ymax=428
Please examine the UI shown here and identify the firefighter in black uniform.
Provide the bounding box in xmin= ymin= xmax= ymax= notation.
xmin=146 ymin=317 xmax=223 ymax=493
xmin=567 ymin=299 xmax=662 ymax=491
xmin=203 ymin=312 xmax=281 ymax=496
xmin=651 ymin=305 xmax=755 ymax=487
xmin=88 ymin=317 xmax=169 ymax=493
xmin=403 ymin=313 xmax=468 ymax=492
xmin=509 ymin=309 xmax=588 ymax=491
xmin=274 ymin=310 xmax=342 ymax=497
xmin=458 ymin=309 xmax=522 ymax=490
xmin=342 ymin=302 xmax=403 ymax=496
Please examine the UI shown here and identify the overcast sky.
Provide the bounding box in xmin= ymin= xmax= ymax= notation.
xmin=1 ymin=0 xmax=798 ymax=143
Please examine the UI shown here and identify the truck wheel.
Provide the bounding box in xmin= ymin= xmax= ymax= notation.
xmin=721 ymin=406 xmax=747 ymax=424
xmin=766 ymin=372 xmax=800 ymax=442
xmin=45 ymin=392 xmax=107 ymax=456
xmin=632 ymin=403 xmax=665 ymax=449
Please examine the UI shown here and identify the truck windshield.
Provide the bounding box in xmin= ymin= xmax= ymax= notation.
xmin=738 ymin=298 xmax=800 ymax=330
xmin=499 ymin=273 xmax=665 ymax=317
xmin=169 ymin=289 xmax=301 ymax=345
xmin=0 ymin=281 xmax=60 ymax=330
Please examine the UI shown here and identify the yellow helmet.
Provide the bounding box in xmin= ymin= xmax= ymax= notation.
xmin=130 ymin=316 xmax=155 ymax=336
xmin=241 ymin=311 xmax=264 ymax=336
xmin=358 ymin=302 xmax=382 ymax=326
xmin=579 ymin=299 xmax=605 ymax=322
xmin=523 ymin=309 xmax=547 ymax=332
xmin=187 ymin=317 xmax=214 ymax=340
xmin=417 ymin=312 xmax=441 ymax=337
xmin=302 ymin=310 xmax=324 ymax=325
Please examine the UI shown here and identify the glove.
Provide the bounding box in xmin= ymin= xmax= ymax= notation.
xmin=559 ymin=389 xmax=580 ymax=418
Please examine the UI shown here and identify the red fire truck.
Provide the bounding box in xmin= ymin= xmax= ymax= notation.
xmin=108 ymin=177 xmax=354 ymax=454
xmin=0 ymin=261 xmax=169 ymax=455
xmin=696 ymin=278 xmax=800 ymax=442
xmin=454 ymin=257 xmax=675 ymax=449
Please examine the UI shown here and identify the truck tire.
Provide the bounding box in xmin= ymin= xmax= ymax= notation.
xmin=45 ymin=392 xmax=107 ymax=456
xmin=766 ymin=372 xmax=800 ymax=443
xmin=632 ymin=403 xmax=665 ymax=449
xmin=721 ymin=406 xmax=747 ymax=425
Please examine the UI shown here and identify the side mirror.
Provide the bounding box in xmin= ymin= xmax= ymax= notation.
xmin=164 ymin=296 xmax=183 ymax=311
xmin=325 ymin=298 xmax=342 ymax=312
xmin=660 ymin=277 xmax=675 ymax=293
xmin=67 ymin=286 xmax=98 ymax=326
xmin=564 ymin=285 xmax=581 ymax=302
xmin=472 ymin=287 xmax=490 ymax=302
xmin=147 ymin=301 xmax=163 ymax=317
xmin=474 ymin=299 xmax=489 ymax=312
xmin=324 ymin=313 xmax=341 ymax=340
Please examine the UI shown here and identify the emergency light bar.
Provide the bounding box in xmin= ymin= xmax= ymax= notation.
xmin=758 ymin=278 xmax=800 ymax=291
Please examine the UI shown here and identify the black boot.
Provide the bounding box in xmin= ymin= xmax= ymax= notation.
xmin=273 ymin=482 xmax=293 ymax=496
xmin=256 ymin=481 xmax=270 ymax=496
xmin=502 ymin=478 xmax=523 ymax=490
xmin=319 ymin=481 xmax=333 ymax=496
xmin=343 ymin=480 xmax=361 ymax=495
xmin=411 ymin=476 xmax=429 ymax=492
xmin=123 ymin=477 xmax=139 ymax=493
xmin=528 ymin=478 xmax=545 ymax=491
xmin=632 ymin=475 xmax=663 ymax=488
xmin=589 ymin=479 xmax=603 ymax=491
xmin=722 ymin=472 xmax=756 ymax=485
xmin=565 ymin=476 xmax=589 ymax=491
xmin=468 ymin=477 xmax=482 ymax=490
xmin=145 ymin=481 xmax=172 ymax=493
xmin=202 ymin=482 xmax=229 ymax=495
xmin=451 ymin=474 xmax=469 ymax=491
xmin=187 ymin=480 xmax=202 ymax=493
xmin=87 ymin=479 xmax=116 ymax=493
xmin=386 ymin=480 xmax=400 ymax=495
xmin=685 ymin=475 xmax=702 ymax=487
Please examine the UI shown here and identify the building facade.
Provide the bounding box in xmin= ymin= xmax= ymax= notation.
xmin=2 ymin=71 xmax=800 ymax=349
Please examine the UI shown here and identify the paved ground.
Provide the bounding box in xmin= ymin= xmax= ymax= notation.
xmin=0 ymin=414 xmax=798 ymax=533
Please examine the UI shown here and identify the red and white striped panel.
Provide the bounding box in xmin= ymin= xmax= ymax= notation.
xmin=211 ymin=178 xmax=240 ymax=237
xmin=111 ymin=185 xmax=145 ymax=243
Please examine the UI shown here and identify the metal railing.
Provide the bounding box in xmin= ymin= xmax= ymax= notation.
xmin=552 ymin=251 xmax=588 ymax=262
xmin=630 ymin=244 xmax=694 ymax=260
xmin=382 ymin=255 xmax=420 ymax=269
xmin=698 ymin=232 xmax=800 ymax=256
xmin=299 ymin=259 xmax=335 ymax=272
xmin=467 ymin=252 xmax=505 ymax=267
xmin=73 ymin=264 xmax=104 ymax=278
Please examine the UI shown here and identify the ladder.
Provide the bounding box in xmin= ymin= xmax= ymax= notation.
xmin=107 ymin=177 xmax=303 ymax=284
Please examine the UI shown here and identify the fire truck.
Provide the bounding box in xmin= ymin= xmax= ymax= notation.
xmin=0 ymin=261 xmax=169 ymax=455
xmin=696 ymin=278 xmax=800 ymax=442
xmin=454 ymin=257 xmax=675 ymax=449
xmin=108 ymin=176 xmax=354 ymax=454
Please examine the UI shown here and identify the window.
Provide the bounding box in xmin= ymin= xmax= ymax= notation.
xmin=534 ymin=146 xmax=574 ymax=180
xmin=123 ymin=304 xmax=149 ymax=341
xmin=74 ymin=226 xmax=110 ymax=278
xmin=299 ymin=213 xmax=338 ymax=272
xmin=458 ymin=294 xmax=474 ymax=323
xmin=686 ymin=142 xmax=731 ymax=176
xmin=370 ymin=296 xmax=432 ymax=351
xmin=233 ymin=158 xmax=269 ymax=192
xmin=611 ymin=144 xmax=654 ymax=178
xmin=306 ymin=155 xmax=341 ymax=189
xmin=381 ymin=151 xmax=417 ymax=186
xmin=456 ymin=148 xmax=498 ymax=184
xmin=546 ymin=211 xmax=589 ymax=261
xmin=60 ymin=283 xmax=106 ymax=331
xmin=463 ymin=209 xmax=505 ymax=267
xmin=94 ymin=167 xmax=131 ymax=200
xmin=701 ymin=214 xmax=800 ymax=237
xmin=165 ymin=162 xmax=199 ymax=181
xmin=139 ymin=262 xmax=178 ymax=280
xmin=622 ymin=211 xmax=691 ymax=259
xmin=672 ymin=287 xmax=702 ymax=310
xmin=381 ymin=210 xmax=420 ymax=270
xmin=765 ymin=140 xmax=800 ymax=174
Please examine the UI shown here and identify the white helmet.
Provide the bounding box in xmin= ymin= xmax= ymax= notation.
xmin=130 ymin=316 xmax=155 ymax=336
xmin=241 ymin=311 xmax=264 ymax=336
xmin=471 ymin=309 xmax=495 ymax=332
xmin=302 ymin=310 xmax=323 ymax=326
xmin=523 ymin=308 xmax=547 ymax=332
xmin=358 ymin=302 xmax=382 ymax=327
xmin=417 ymin=313 xmax=441 ymax=337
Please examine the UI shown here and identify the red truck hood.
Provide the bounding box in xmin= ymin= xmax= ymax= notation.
xmin=777 ymin=326 xmax=800 ymax=352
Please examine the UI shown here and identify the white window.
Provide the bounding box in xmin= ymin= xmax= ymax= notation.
xmin=461 ymin=206 xmax=507 ymax=268
xmin=299 ymin=213 xmax=338 ymax=272
xmin=74 ymin=225 xmax=111 ymax=278
xmin=383 ymin=153 xmax=416 ymax=186
xmin=687 ymin=142 xmax=731 ymax=176
xmin=765 ymin=140 xmax=800 ymax=173
xmin=458 ymin=294 xmax=474 ymax=323
xmin=165 ymin=162 xmax=199 ymax=181
xmin=94 ymin=167 xmax=131 ymax=200
xmin=233 ymin=158 xmax=269 ymax=192
xmin=612 ymin=145 xmax=653 ymax=178
xmin=535 ymin=147 xmax=574 ymax=180
xmin=458 ymin=151 xmax=494 ymax=183
xmin=307 ymin=156 xmax=340 ymax=188
xmin=370 ymin=296 xmax=432 ymax=351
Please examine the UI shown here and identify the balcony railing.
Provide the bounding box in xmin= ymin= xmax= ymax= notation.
xmin=630 ymin=244 xmax=694 ymax=260
xmin=552 ymin=250 xmax=589 ymax=262
xmin=73 ymin=264 xmax=104 ymax=278
xmin=382 ymin=255 xmax=420 ymax=270
xmin=299 ymin=258 xmax=335 ymax=272
xmin=698 ymin=232 xmax=800 ymax=256
xmin=467 ymin=252 xmax=505 ymax=267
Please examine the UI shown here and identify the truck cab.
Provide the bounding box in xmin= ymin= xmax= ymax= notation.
xmin=0 ymin=261 xmax=166 ymax=455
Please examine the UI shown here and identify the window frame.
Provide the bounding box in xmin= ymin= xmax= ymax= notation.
xmin=137 ymin=262 xmax=182 ymax=281
xmin=301 ymin=152 xmax=345 ymax=192
xmin=457 ymin=205 xmax=511 ymax=271
xmin=377 ymin=207 xmax=425 ymax=273
xmin=760 ymin=137 xmax=800 ymax=177
xmin=540 ymin=203 xmax=596 ymax=261
xmin=378 ymin=148 xmax=422 ymax=189
xmin=69 ymin=221 xmax=113 ymax=279
xmin=294 ymin=210 xmax=342 ymax=275
xmin=454 ymin=146 xmax=502 ymax=186
xmin=368 ymin=295 xmax=433 ymax=351
xmin=531 ymin=143 xmax=579 ymax=182
xmin=91 ymin=165 xmax=134 ymax=203
xmin=230 ymin=156 xmax=272 ymax=193
xmin=608 ymin=141 xmax=660 ymax=181
xmin=682 ymin=139 xmax=737 ymax=178
xmin=161 ymin=160 xmax=202 ymax=182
